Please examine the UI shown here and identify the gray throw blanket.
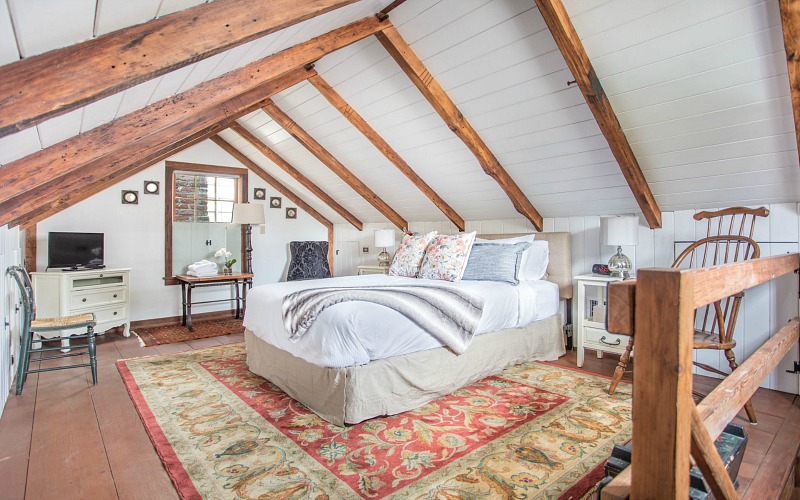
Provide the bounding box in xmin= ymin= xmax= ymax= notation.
xmin=282 ymin=285 xmax=485 ymax=354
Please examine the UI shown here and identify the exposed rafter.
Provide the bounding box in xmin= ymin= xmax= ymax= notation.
xmin=534 ymin=0 xmax=662 ymax=229
xmin=4 ymin=69 xmax=308 ymax=228
xmin=375 ymin=24 xmax=544 ymax=232
xmin=229 ymin=122 xmax=363 ymax=230
xmin=211 ymin=136 xmax=333 ymax=230
xmin=0 ymin=0 xmax=358 ymax=138
xmin=0 ymin=16 xmax=390 ymax=228
xmin=262 ymin=99 xmax=408 ymax=231
xmin=375 ymin=0 xmax=408 ymax=21
xmin=307 ymin=69 xmax=465 ymax=231
xmin=780 ymin=0 xmax=800 ymax=165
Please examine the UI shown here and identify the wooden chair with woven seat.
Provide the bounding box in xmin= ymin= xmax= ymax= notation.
xmin=607 ymin=207 xmax=768 ymax=425
xmin=7 ymin=266 xmax=97 ymax=395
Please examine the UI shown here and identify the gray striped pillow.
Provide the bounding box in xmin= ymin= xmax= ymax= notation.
xmin=462 ymin=242 xmax=531 ymax=285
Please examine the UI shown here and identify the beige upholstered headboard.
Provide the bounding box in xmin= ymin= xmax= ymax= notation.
xmin=476 ymin=232 xmax=572 ymax=300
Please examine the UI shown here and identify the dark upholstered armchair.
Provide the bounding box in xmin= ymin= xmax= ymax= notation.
xmin=287 ymin=241 xmax=332 ymax=281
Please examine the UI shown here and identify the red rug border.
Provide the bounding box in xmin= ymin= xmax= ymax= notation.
xmin=559 ymin=460 xmax=608 ymax=500
xmin=116 ymin=359 xmax=201 ymax=500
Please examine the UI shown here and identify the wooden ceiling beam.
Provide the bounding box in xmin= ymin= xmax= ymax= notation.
xmin=375 ymin=0 xmax=408 ymax=21
xmin=229 ymin=122 xmax=363 ymax=230
xmin=3 ymin=69 xmax=308 ymax=228
xmin=211 ymin=136 xmax=333 ymax=229
xmin=0 ymin=16 xmax=389 ymax=227
xmin=0 ymin=0 xmax=358 ymax=138
xmin=780 ymin=0 xmax=800 ymax=166
xmin=262 ymin=99 xmax=408 ymax=231
xmin=375 ymin=24 xmax=544 ymax=231
xmin=534 ymin=0 xmax=662 ymax=229
xmin=307 ymin=69 xmax=465 ymax=231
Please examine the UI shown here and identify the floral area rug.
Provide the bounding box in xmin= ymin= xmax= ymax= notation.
xmin=118 ymin=344 xmax=632 ymax=499
xmin=132 ymin=318 xmax=244 ymax=346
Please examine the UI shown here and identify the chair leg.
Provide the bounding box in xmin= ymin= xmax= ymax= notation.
xmin=609 ymin=337 xmax=634 ymax=395
xmin=724 ymin=348 xmax=757 ymax=424
xmin=88 ymin=325 xmax=97 ymax=385
xmin=15 ymin=328 xmax=32 ymax=395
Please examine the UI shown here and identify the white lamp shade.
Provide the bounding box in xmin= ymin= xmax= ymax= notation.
xmin=601 ymin=215 xmax=639 ymax=246
xmin=374 ymin=229 xmax=395 ymax=248
xmin=231 ymin=203 xmax=265 ymax=225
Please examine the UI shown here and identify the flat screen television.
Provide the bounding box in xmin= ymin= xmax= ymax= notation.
xmin=48 ymin=232 xmax=105 ymax=270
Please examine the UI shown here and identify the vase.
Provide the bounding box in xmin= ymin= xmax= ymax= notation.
xmin=223 ymin=267 xmax=233 ymax=276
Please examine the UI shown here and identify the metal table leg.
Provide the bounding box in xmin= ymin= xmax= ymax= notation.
xmin=187 ymin=284 xmax=194 ymax=331
xmin=242 ymin=279 xmax=251 ymax=315
xmin=180 ymin=282 xmax=187 ymax=326
xmin=234 ymin=279 xmax=241 ymax=319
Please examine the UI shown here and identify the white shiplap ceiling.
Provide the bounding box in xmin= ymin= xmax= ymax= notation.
xmin=0 ymin=0 xmax=797 ymax=227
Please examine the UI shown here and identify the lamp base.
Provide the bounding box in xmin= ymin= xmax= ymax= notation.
xmin=378 ymin=248 xmax=391 ymax=267
xmin=608 ymin=246 xmax=633 ymax=279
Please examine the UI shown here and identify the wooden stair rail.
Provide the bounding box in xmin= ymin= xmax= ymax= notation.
xmin=602 ymin=253 xmax=800 ymax=499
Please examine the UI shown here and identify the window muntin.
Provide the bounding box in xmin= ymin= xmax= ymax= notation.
xmin=173 ymin=173 xmax=238 ymax=223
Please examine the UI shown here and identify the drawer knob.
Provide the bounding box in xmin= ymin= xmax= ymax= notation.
xmin=113 ymin=294 xmax=117 ymax=298
xmin=600 ymin=335 xmax=621 ymax=346
xmin=82 ymin=298 xmax=87 ymax=302
xmin=113 ymin=311 xmax=118 ymax=316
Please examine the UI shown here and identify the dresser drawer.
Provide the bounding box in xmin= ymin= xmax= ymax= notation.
xmin=69 ymin=272 xmax=127 ymax=291
xmin=92 ymin=304 xmax=127 ymax=324
xmin=584 ymin=327 xmax=628 ymax=351
xmin=71 ymin=287 xmax=126 ymax=309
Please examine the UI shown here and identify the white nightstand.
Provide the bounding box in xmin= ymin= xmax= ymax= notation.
xmin=575 ymin=273 xmax=629 ymax=367
xmin=357 ymin=265 xmax=389 ymax=276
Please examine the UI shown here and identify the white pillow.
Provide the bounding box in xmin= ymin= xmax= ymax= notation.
xmin=475 ymin=234 xmax=534 ymax=245
xmin=476 ymin=234 xmax=548 ymax=280
xmin=522 ymin=240 xmax=549 ymax=281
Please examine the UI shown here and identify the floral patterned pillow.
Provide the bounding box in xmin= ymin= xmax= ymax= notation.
xmin=418 ymin=232 xmax=477 ymax=282
xmin=388 ymin=231 xmax=438 ymax=277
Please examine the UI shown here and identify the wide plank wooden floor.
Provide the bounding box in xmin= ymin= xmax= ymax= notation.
xmin=0 ymin=329 xmax=797 ymax=499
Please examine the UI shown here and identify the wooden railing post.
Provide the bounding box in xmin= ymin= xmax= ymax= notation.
xmin=632 ymin=268 xmax=696 ymax=498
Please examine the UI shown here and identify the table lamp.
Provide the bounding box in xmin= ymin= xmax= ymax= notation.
xmin=374 ymin=229 xmax=395 ymax=267
xmin=232 ymin=203 xmax=265 ymax=273
xmin=600 ymin=215 xmax=639 ymax=278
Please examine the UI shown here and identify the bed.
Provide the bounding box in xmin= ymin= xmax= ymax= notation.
xmin=244 ymin=232 xmax=572 ymax=425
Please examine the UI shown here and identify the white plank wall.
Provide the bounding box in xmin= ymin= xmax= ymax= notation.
xmin=334 ymin=202 xmax=800 ymax=394
xmin=0 ymin=224 xmax=21 ymax=417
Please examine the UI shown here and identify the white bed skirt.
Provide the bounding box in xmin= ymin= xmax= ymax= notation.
xmin=245 ymin=314 xmax=565 ymax=426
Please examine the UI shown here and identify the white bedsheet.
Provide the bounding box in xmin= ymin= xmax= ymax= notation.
xmin=243 ymin=275 xmax=560 ymax=368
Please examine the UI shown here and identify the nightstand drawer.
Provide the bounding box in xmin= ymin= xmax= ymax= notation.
xmin=584 ymin=327 xmax=628 ymax=350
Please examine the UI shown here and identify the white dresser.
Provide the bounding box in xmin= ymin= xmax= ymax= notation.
xmin=31 ymin=268 xmax=131 ymax=339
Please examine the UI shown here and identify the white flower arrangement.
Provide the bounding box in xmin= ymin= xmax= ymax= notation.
xmin=214 ymin=248 xmax=237 ymax=269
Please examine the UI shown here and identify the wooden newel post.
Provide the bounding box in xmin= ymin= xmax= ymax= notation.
xmin=632 ymin=268 xmax=695 ymax=498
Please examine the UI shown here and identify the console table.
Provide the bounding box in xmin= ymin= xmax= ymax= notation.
xmin=175 ymin=273 xmax=253 ymax=331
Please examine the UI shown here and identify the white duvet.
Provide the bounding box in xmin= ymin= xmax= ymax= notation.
xmin=243 ymin=274 xmax=560 ymax=368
